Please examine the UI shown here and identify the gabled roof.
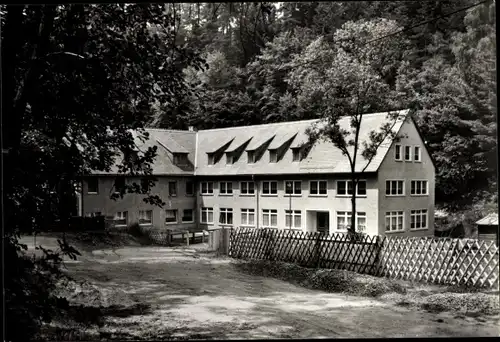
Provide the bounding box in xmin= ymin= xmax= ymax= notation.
xmin=194 ymin=110 xmax=409 ymax=176
xmin=476 ymin=213 xmax=498 ymax=226
xmin=91 ymin=128 xmax=196 ymax=176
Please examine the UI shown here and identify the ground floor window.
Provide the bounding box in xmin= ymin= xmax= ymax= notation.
xmin=336 ymin=211 xmax=366 ymax=232
xmin=241 ymin=209 xmax=255 ymax=226
xmin=385 ymin=211 xmax=404 ymax=232
xmin=182 ymin=209 xmax=194 ymax=223
xmin=410 ymin=209 xmax=428 ymax=229
xmin=285 ymin=210 xmax=302 ymax=229
xmin=85 ymin=212 xmax=101 ymax=217
xmin=165 ymin=209 xmax=178 ymax=224
xmin=114 ymin=211 xmax=128 ymax=226
xmin=201 ymin=207 xmax=214 ymax=224
xmin=262 ymin=209 xmax=278 ymax=227
xmin=138 ymin=210 xmax=152 ymax=225
xmin=219 ymin=208 xmax=233 ymax=225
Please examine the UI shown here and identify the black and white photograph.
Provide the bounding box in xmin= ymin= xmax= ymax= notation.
xmin=2 ymin=1 xmax=498 ymax=340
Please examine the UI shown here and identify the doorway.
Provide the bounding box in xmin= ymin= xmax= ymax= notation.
xmin=317 ymin=212 xmax=330 ymax=234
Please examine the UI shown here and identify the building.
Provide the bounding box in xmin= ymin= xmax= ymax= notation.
xmin=476 ymin=214 xmax=499 ymax=246
xmin=81 ymin=109 xmax=435 ymax=237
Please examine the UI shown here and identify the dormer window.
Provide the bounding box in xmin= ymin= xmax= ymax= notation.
xmin=208 ymin=153 xmax=215 ymax=165
xmin=292 ymin=148 xmax=301 ymax=162
xmin=247 ymin=151 xmax=255 ymax=164
xmin=173 ymin=153 xmax=188 ymax=166
xmin=226 ymin=153 xmax=234 ymax=165
xmin=269 ymin=150 xmax=277 ymax=163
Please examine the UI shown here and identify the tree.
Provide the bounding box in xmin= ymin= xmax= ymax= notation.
xmin=287 ymin=19 xmax=408 ymax=236
xmin=2 ymin=4 xmax=204 ymax=339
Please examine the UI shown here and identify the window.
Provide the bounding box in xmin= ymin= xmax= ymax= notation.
xmin=219 ymin=208 xmax=233 ymax=225
xmin=165 ymin=209 xmax=178 ymax=224
xmin=385 ymin=180 xmax=404 ymax=196
xmin=185 ymin=181 xmax=194 ymax=196
xmin=395 ymin=144 xmax=402 ymax=161
xmin=414 ymin=146 xmax=421 ymax=162
xmin=201 ymin=207 xmax=214 ymax=224
xmin=114 ymin=211 xmax=128 ymax=226
xmin=385 ymin=211 xmax=404 ymax=232
xmin=87 ymin=178 xmax=98 ymax=194
xmin=404 ymin=146 xmax=412 ymax=161
xmin=138 ymin=210 xmax=152 ymax=225
xmin=173 ymin=153 xmax=188 ymax=166
xmin=269 ymin=150 xmax=278 ymax=163
xmin=247 ymin=151 xmax=255 ymax=163
xmin=262 ymin=181 xmax=278 ymax=195
xmin=285 ymin=210 xmax=302 ymax=229
xmin=285 ymin=181 xmax=302 ymax=195
xmin=114 ymin=177 xmax=125 ymax=194
xmin=86 ymin=212 xmax=101 ymax=217
xmin=182 ymin=209 xmax=194 ymax=223
xmin=208 ymin=153 xmax=214 ymax=165
xmin=336 ymin=212 xmax=366 ymax=232
xmin=241 ymin=209 xmax=255 ymax=226
xmin=310 ymin=180 xmax=327 ymax=195
xmin=240 ymin=181 xmax=255 ymax=195
xmin=262 ymin=209 xmax=278 ymax=228
xmin=292 ymin=148 xmax=301 ymax=162
xmin=168 ymin=181 xmax=177 ymax=197
xmin=200 ymin=181 xmax=214 ymax=195
xmin=337 ymin=180 xmax=366 ymax=196
xmin=410 ymin=209 xmax=428 ymax=230
xmin=410 ymin=180 xmax=428 ymax=195
xmin=226 ymin=153 xmax=234 ymax=165
xmin=219 ymin=182 xmax=233 ymax=195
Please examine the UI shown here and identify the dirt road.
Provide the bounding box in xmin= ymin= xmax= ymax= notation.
xmin=21 ymin=235 xmax=500 ymax=339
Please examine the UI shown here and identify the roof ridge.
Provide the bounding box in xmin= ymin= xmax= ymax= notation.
xmin=198 ymin=119 xmax=320 ymax=133
xmin=145 ymin=128 xmax=195 ymax=133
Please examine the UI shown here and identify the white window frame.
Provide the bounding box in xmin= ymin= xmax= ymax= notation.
xmin=200 ymin=181 xmax=214 ymax=195
xmin=226 ymin=153 xmax=234 ymax=165
xmin=410 ymin=180 xmax=428 ymax=196
xmin=285 ymin=210 xmax=302 ymax=230
xmin=207 ymin=153 xmax=214 ymax=165
xmin=200 ymin=207 xmax=214 ymax=224
xmin=138 ymin=210 xmax=153 ymax=225
xmin=219 ymin=181 xmax=233 ymax=195
xmin=336 ymin=180 xmax=367 ymax=197
xmin=86 ymin=211 xmax=101 ymax=218
xmin=262 ymin=181 xmax=278 ymax=195
xmin=87 ymin=178 xmax=99 ymax=194
xmin=182 ymin=209 xmax=194 ymax=223
xmin=336 ymin=211 xmax=366 ymax=232
xmin=395 ymin=144 xmax=402 ymax=161
xmin=168 ymin=181 xmax=177 ymax=197
xmin=413 ymin=146 xmax=422 ymax=162
xmin=113 ymin=177 xmax=126 ymax=194
xmin=240 ymin=181 xmax=255 ymax=195
xmin=219 ymin=208 xmax=233 ymax=225
xmin=404 ymin=145 xmax=412 ymax=161
xmin=241 ymin=208 xmax=256 ymax=227
xmin=247 ymin=151 xmax=255 ymax=164
xmin=309 ymin=180 xmax=328 ymax=196
xmin=385 ymin=211 xmax=405 ymax=232
xmin=285 ymin=180 xmax=302 ymax=196
xmin=292 ymin=148 xmax=301 ymax=162
xmin=410 ymin=209 xmax=428 ymax=230
xmin=269 ymin=150 xmax=278 ymax=163
xmin=185 ymin=181 xmax=194 ymax=196
xmin=385 ymin=180 xmax=405 ymax=196
xmin=114 ymin=211 xmax=128 ymax=226
xmin=262 ymin=209 xmax=278 ymax=228
xmin=165 ymin=209 xmax=178 ymax=224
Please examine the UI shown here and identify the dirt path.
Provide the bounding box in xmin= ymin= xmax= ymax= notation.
xmin=20 ymin=236 xmax=500 ymax=339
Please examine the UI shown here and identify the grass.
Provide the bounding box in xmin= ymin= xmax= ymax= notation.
xmin=235 ymin=259 xmax=500 ymax=316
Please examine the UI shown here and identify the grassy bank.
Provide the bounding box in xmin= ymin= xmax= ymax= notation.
xmin=235 ymin=260 xmax=500 ymax=317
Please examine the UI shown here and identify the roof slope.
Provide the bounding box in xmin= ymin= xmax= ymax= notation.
xmin=476 ymin=213 xmax=498 ymax=226
xmin=195 ymin=110 xmax=409 ymax=176
xmin=92 ymin=129 xmax=196 ymax=175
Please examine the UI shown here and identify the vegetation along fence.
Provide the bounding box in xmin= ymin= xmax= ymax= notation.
xmin=229 ymin=227 xmax=499 ymax=289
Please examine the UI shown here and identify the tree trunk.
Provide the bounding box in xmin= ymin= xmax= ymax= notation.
xmin=350 ymin=178 xmax=357 ymax=237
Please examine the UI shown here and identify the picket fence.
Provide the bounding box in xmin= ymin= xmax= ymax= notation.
xmin=228 ymin=227 xmax=499 ymax=289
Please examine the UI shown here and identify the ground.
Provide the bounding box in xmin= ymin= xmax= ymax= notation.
xmin=20 ymin=234 xmax=500 ymax=339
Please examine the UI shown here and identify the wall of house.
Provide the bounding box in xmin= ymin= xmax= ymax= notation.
xmin=197 ymin=174 xmax=379 ymax=235
xmin=82 ymin=176 xmax=197 ymax=231
xmin=377 ymin=118 xmax=436 ymax=237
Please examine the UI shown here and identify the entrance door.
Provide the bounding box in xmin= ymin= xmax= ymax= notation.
xmin=317 ymin=212 xmax=330 ymax=234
